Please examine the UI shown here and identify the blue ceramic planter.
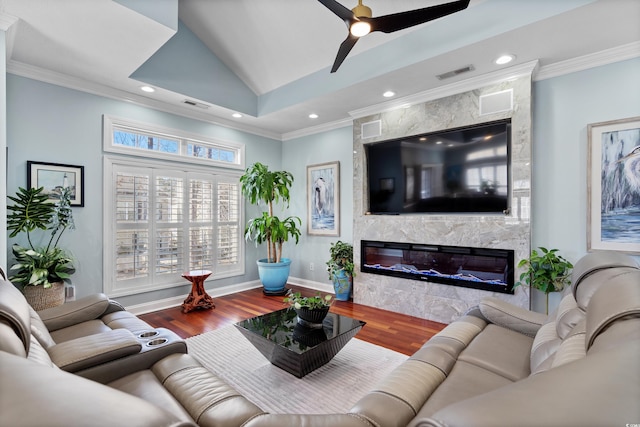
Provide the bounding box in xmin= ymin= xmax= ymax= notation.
xmin=331 ymin=269 xmax=352 ymax=301
xmin=257 ymin=258 xmax=291 ymax=294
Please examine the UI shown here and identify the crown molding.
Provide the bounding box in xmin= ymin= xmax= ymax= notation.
xmin=0 ymin=13 xmax=18 ymax=31
xmin=282 ymin=117 xmax=353 ymax=141
xmin=6 ymin=60 xmax=282 ymax=141
xmin=348 ymin=60 xmax=540 ymax=121
xmin=533 ymin=41 xmax=640 ymax=81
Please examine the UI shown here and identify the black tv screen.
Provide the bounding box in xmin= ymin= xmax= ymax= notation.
xmin=366 ymin=119 xmax=511 ymax=214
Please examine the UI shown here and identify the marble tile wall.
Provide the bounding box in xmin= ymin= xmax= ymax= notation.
xmin=352 ymin=74 xmax=533 ymax=324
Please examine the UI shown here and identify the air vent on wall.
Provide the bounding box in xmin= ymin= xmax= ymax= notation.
xmin=183 ymin=99 xmax=210 ymax=109
xmin=436 ymin=64 xmax=475 ymax=80
xmin=361 ymin=120 xmax=382 ymax=139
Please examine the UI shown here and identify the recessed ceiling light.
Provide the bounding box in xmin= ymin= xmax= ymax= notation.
xmin=140 ymin=85 xmax=155 ymax=93
xmin=232 ymin=113 xmax=243 ymax=118
xmin=383 ymin=91 xmax=395 ymax=98
xmin=495 ymin=54 xmax=515 ymax=65
xmin=309 ymin=113 xmax=319 ymax=119
xmin=436 ymin=141 xmax=443 ymax=145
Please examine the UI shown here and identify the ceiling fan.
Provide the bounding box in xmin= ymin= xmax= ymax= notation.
xmin=318 ymin=0 xmax=471 ymax=72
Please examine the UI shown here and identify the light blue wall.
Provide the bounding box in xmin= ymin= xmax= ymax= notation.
xmin=532 ymin=58 xmax=640 ymax=311
xmin=281 ymin=126 xmax=354 ymax=284
xmin=532 ymin=58 xmax=640 ymax=259
xmin=5 ymin=57 xmax=639 ymax=309
xmin=6 ymin=75 xmax=280 ymax=306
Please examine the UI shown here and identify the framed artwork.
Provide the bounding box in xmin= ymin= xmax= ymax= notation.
xmin=27 ymin=161 xmax=85 ymax=207
xmin=307 ymin=161 xmax=340 ymax=236
xmin=587 ymin=116 xmax=640 ymax=253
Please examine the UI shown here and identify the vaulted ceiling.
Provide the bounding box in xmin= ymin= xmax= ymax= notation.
xmin=2 ymin=0 xmax=639 ymax=139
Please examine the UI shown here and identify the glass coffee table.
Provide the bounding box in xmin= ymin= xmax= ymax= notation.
xmin=234 ymin=308 xmax=366 ymax=378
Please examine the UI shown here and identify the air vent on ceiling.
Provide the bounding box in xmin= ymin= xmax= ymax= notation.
xmin=183 ymin=99 xmax=210 ymax=109
xmin=361 ymin=120 xmax=382 ymax=139
xmin=436 ymin=65 xmax=475 ymax=80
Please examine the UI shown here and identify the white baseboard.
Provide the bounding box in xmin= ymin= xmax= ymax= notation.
xmin=287 ymin=276 xmax=334 ymax=294
xmin=125 ymin=278 xmax=333 ymax=315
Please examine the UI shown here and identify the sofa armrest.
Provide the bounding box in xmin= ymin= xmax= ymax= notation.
xmin=38 ymin=293 xmax=111 ymax=331
xmin=75 ymin=328 xmax=188 ymax=383
xmin=478 ymin=297 xmax=546 ymax=337
xmin=48 ymin=329 xmax=142 ymax=372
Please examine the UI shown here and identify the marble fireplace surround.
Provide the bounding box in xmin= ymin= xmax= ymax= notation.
xmin=352 ymin=64 xmax=534 ymax=324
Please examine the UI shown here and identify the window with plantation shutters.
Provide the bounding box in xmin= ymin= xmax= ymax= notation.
xmin=103 ymin=117 xmax=245 ymax=297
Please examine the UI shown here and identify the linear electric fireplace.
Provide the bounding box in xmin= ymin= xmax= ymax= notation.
xmin=361 ymin=240 xmax=514 ymax=294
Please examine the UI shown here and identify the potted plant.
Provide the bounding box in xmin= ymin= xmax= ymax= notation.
xmin=515 ymin=247 xmax=573 ymax=313
xmin=326 ymin=240 xmax=355 ymax=301
xmin=240 ymin=162 xmax=302 ymax=295
xmin=284 ymin=290 xmax=332 ymax=327
xmin=7 ymin=186 xmax=76 ymax=310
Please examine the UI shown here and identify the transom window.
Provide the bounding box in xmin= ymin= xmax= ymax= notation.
xmin=103 ymin=115 xmax=244 ymax=169
xmin=103 ymin=116 xmax=245 ymax=297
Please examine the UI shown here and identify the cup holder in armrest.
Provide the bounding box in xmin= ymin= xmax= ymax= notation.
xmin=146 ymin=338 xmax=169 ymax=347
xmin=138 ymin=331 xmax=160 ymax=338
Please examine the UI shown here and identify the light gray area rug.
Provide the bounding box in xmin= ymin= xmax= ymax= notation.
xmin=186 ymin=326 xmax=408 ymax=414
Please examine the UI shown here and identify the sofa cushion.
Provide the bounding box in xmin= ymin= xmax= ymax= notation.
xmin=478 ymin=297 xmax=546 ymax=337
xmin=27 ymin=335 xmax=58 ymax=368
xmin=109 ymin=370 xmax=194 ymax=422
xmin=28 ymin=306 xmax=56 ymax=349
xmin=102 ymin=310 xmax=152 ymax=332
xmin=415 ymin=359 xmax=513 ymax=420
xmin=49 ymin=319 xmax=112 ymax=343
xmin=585 ymin=269 xmax=640 ymax=349
xmin=151 ymin=353 xmax=265 ymax=427
xmin=529 ymin=292 xmax=584 ymax=374
xmin=457 ymin=324 xmax=532 ymax=381
xmin=571 ymin=251 xmax=639 ymax=296
xmin=38 ymin=293 xmax=110 ymax=331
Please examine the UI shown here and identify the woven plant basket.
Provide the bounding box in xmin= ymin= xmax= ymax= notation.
xmin=23 ymin=282 xmax=65 ymax=311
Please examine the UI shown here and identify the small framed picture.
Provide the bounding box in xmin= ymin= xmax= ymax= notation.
xmin=27 ymin=161 xmax=85 ymax=207
xmin=587 ymin=116 xmax=640 ymax=253
xmin=307 ymin=161 xmax=340 ymax=236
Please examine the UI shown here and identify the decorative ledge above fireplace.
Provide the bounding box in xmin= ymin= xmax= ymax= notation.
xmin=361 ymin=240 xmax=515 ymax=294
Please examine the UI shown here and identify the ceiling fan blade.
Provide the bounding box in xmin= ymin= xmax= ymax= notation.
xmin=331 ymin=34 xmax=359 ymax=73
xmin=318 ymin=0 xmax=356 ymax=26
xmin=370 ymin=0 xmax=470 ymax=34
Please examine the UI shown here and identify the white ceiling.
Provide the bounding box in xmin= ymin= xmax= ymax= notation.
xmin=1 ymin=0 xmax=639 ymax=139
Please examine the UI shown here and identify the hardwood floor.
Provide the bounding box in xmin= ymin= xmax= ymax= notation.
xmin=139 ymin=285 xmax=447 ymax=356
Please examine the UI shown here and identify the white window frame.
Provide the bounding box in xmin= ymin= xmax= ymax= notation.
xmin=103 ymin=118 xmax=245 ymax=297
xmin=103 ymin=115 xmax=245 ymax=170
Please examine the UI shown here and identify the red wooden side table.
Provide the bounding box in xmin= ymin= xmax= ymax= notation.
xmin=181 ymin=270 xmax=215 ymax=313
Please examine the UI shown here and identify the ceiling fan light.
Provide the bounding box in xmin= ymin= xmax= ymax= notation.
xmin=350 ymin=21 xmax=371 ymax=37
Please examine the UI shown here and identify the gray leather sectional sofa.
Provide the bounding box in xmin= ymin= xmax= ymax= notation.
xmin=1 ymin=251 xmax=639 ymax=427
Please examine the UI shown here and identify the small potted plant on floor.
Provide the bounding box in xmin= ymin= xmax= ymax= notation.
xmin=326 ymin=240 xmax=355 ymax=301
xmin=7 ymin=186 xmax=76 ymax=310
xmin=515 ymin=247 xmax=573 ymax=314
xmin=240 ymin=162 xmax=302 ymax=295
xmin=284 ymin=290 xmax=332 ymax=327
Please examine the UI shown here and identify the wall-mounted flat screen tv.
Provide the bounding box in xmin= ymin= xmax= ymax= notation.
xmin=365 ymin=119 xmax=511 ymax=214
